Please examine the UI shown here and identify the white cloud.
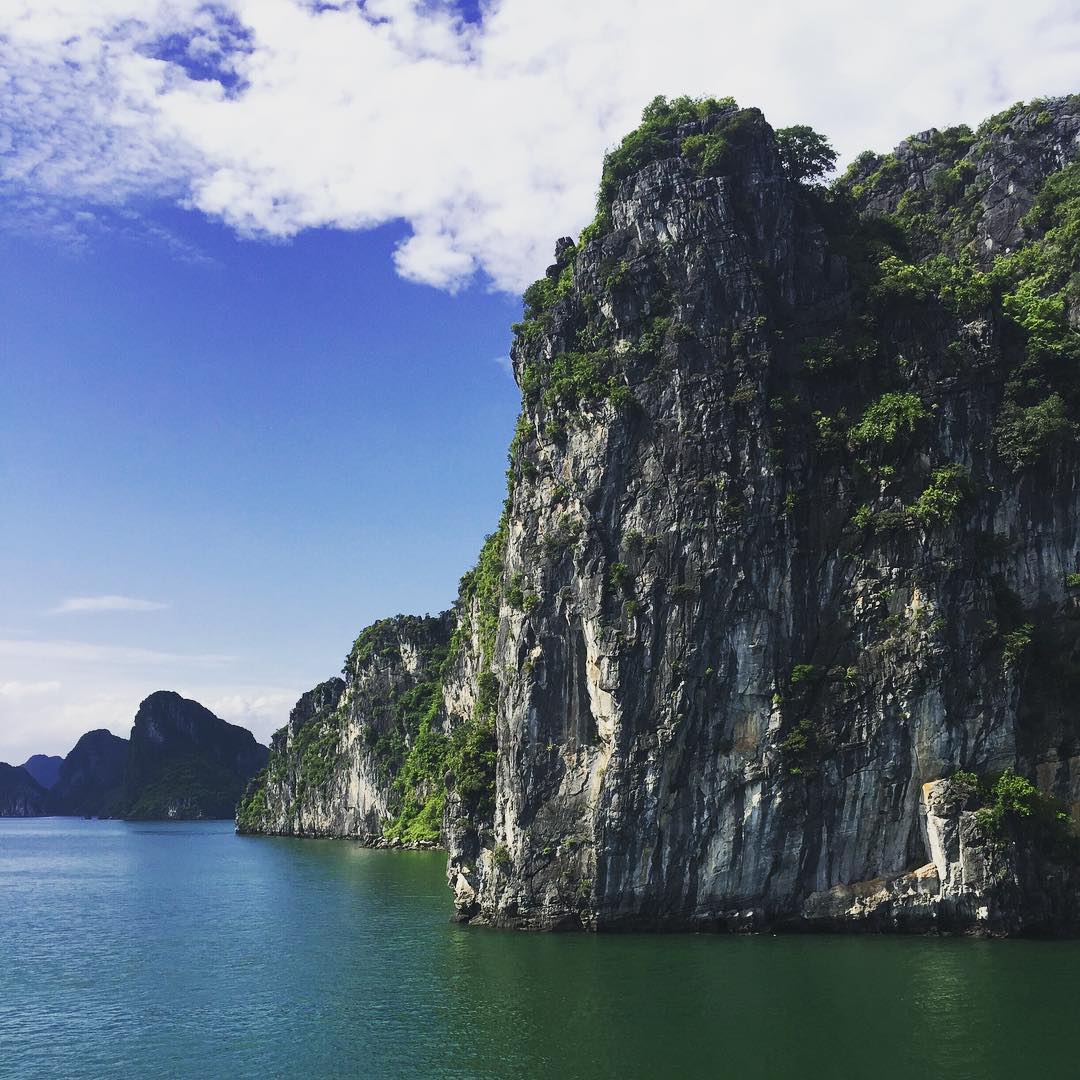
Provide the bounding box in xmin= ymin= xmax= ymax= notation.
xmin=0 ymin=621 xmax=293 ymax=761
xmin=1 ymin=0 xmax=1077 ymax=292
xmin=0 ymin=680 xmax=62 ymax=699
xmin=0 ymin=638 xmax=230 ymax=667
xmin=0 ymin=686 xmax=143 ymax=764
xmin=207 ymin=690 xmax=298 ymax=735
xmin=49 ymin=595 xmax=170 ymax=614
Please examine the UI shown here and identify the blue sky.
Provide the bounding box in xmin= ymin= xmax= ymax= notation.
xmin=1 ymin=0 xmax=1078 ymax=761
xmin=0 ymin=211 xmax=519 ymax=758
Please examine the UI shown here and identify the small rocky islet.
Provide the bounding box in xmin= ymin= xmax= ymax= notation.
xmin=1 ymin=691 xmax=267 ymax=821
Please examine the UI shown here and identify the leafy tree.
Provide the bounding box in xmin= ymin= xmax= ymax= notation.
xmin=849 ymin=392 xmax=927 ymax=448
xmin=910 ymin=465 xmax=970 ymax=527
xmin=775 ymin=124 xmax=837 ymax=183
xmin=996 ymin=394 xmax=1077 ymax=471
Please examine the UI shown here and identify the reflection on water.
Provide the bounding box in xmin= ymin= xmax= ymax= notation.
xmin=0 ymin=819 xmax=1075 ymax=1080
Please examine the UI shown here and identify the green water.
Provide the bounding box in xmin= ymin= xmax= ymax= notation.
xmin=0 ymin=819 xmax=1075 ymax=1079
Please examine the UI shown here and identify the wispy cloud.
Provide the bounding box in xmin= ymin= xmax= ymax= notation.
xmin=0 ymin=687 xmax=145 ymax=763
xmin=0 ymin=680 xmax=62 ymax=699
xmin=1 ymin=1 xmax=1077 ymax=292
xmin=0 ymin=639 xmax=230 ymax=668
xmin=208 ymin=690 xmax=298 ymax=731
xmin=49 ymin=595 xmax=169 ymax=615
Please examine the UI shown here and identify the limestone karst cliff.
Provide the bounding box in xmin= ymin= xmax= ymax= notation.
xmin=123 ymin=691 xmax=269 ymax=819
xmin=47 ymin=729 xmax=129 ymax=817
xmin=241 ymin=93 xmax=1080 ymax=934
xmin=21 ymin=755 xmax=63 ymax=791
xmin=237 ymin=615 xmax=458 ymax=840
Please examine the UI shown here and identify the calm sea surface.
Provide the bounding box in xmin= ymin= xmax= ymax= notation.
xmin=1 ymin=818 xmax=1076 ymax=1079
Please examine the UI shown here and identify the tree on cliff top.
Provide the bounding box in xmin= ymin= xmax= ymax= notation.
xmin=776 ymin=124 xmax=837 ymax=183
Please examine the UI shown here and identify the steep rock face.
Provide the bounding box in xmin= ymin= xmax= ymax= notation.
xmin=235 ymin=95 xmax=1080 ymax=934
xmin=802 ymin=777 xmax=1080 ymax=931
xmin=0 ymin=763 xmax=47 ymax=816
xmin=445 ymin=95 xmax=1080 ymax=933
xmin=21 ymin=755 xmax=63 ymax=790
xmin=47 ymin=730 xmax=129 ymax=817
xmin=124 ymin=691 xmax=269 ymax=819
xmin=237 ymin=614 xmax=453 ymax=840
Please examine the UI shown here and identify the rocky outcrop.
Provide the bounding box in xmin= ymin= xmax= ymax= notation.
xmin=42 ymin=694 xmax=268 ymax=819
xmin=0 ymin=763 xmax=47 ymax=816
xmin=445 ymin=94 xmax=1080 ymax=934
xmin=21 ymin=755 xmax=63 ymax=790
xmin=47 ymin=729 xmax=129 ymax=817
xmin=241 ymin=94 xmax=1080 ymax=935
xmin=123 ymin=691 xmax=269 ymax=819
xmin=800 ymin=778 xmax=1080 ymax=933
xmin=237 ymin=614 xmax=453 ymax=840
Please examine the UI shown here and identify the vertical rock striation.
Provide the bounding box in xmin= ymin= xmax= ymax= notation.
xmin=237 ymin=614 xmax=456 ymax=841
xmin=450 ymin=94 xmax=1080 ymax=933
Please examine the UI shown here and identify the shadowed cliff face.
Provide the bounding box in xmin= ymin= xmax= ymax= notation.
xmin=0 ymin=763 xmax=47 ymax=816
xmin=21 ymin=755 xmax=63 ymax=790
xmin=447 ymin=95 xmax=1080 ymax=933
xmin=47 ymin=729 xmax=129 ymax=817
xmin=123 ymin=691 xmax=269 ymax=819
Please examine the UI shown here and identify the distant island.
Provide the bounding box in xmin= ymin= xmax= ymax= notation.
xmin=21 ymin=754 xmax=63 ymax=790
xmin=0 ymin=763 xmax=48 ymax=817
xmin=0 ymin=691 xmax=267 ymax=821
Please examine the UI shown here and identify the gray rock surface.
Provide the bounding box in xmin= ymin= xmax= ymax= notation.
xmin=242 ymin=95 xmax=1080 ymax=935
xmin=447 ymin=95 xmax=1080 ymax=933
xmin=237 ymin=614 xmax=452 ymax=838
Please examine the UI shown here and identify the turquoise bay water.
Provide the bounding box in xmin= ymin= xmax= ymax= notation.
xmin=1 ymin=819 xmax=1076 ymax=1079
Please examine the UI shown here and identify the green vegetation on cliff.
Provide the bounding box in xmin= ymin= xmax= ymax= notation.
xmin=839 ymin=108 xmax=1080 ymax=475
xmin=386 ymin=524 xmax=504 ymax=842
xmin=238 ymin=566 xmax=503 ymax=844
xmin=514 ymin=96 xmax=840 ymax=419
xmin=952 ymin=769 xmax=1076 ymax=855
xmin=592 ymin=94 xmax=835 ymax=224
